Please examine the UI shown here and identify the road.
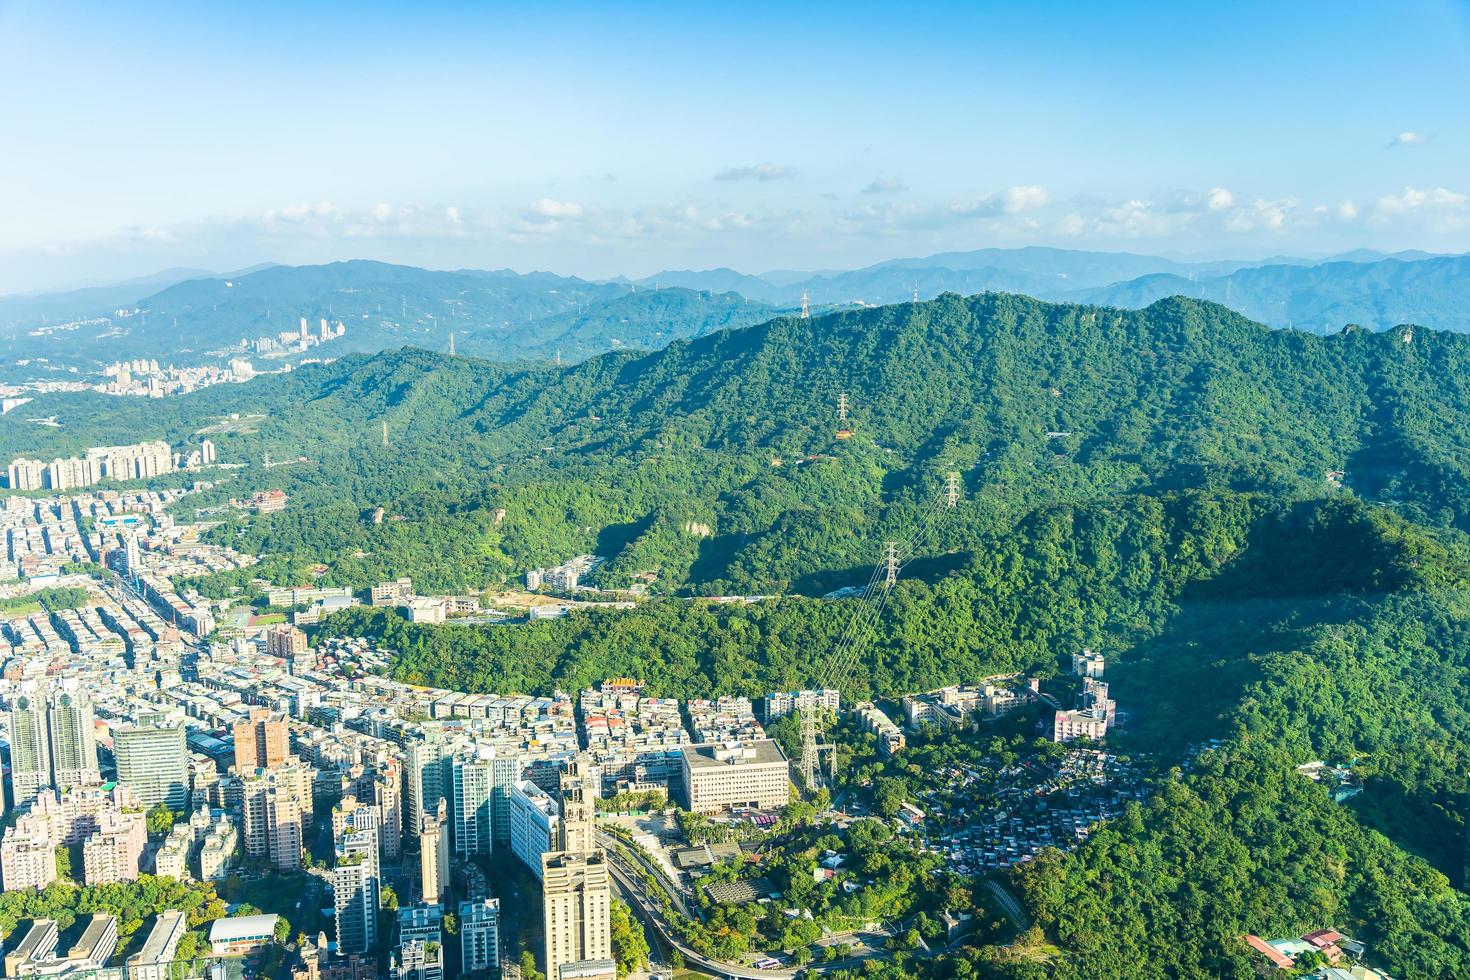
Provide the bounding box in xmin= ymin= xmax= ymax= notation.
xmin=604 ymin=848 xmax=798 ymax=980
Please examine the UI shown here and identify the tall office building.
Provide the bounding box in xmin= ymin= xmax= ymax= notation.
xmin=334 ymin=828 xmax=381 ymax=956
xmin=47 ymin=686 xmax=100 ymax=790
xmin=6 ymin=687 xmax=53 ymax=807
xmin=451 ymin=745 xmax=519 ymax=857
xmin=459 ymin=898 xmax=501 ymax=976
xmin=541 ymin=850 xmax=612 ymax=980
xmin=113 ymin=718 xmax=187 ymax=810
xmin=419 ymin=799 xmax=450 ymax=907
xmin=542 ymin=752 xmax=610 ymax=980
xmin=233 ymin=707 xmax=290 ymax=772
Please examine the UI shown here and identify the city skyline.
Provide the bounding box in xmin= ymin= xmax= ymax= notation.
xmin=1 ymin=1 xmax=1468 ymax=293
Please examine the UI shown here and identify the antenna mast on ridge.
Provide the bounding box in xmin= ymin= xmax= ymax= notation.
xmin=801 ymin=292 xmax=810 ymax=319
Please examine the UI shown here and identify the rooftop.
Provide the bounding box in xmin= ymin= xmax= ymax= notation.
xmin=682 ymin=738 xmax=787 ymax=769
xmin=209 ymin=913 xmax=280 ymax=943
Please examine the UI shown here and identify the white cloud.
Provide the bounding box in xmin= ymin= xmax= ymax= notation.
xmin=862 ymin=176 xmax=908 ymax=195
xmin=713 ymin=163 xmax=797 ymax=182
xmin=1207 ymin=187 xmax=1234 ymax=210
xmin=1337 ymin=200 xmax=1358 ymax=220
xmin=1391 ymin=131 xmax=1429 ymax=147
xmin=372 ymin=202 xmax=393 ymax=221
xmin=526 ymin=198 xmax=585 ymax=219
xmin=950 ymin=184 xmax=1052 ymax=218
xmin=1004 ymin=185 xmax=1050 ymax=213
xmin=1376 ymin=186 xmax=1467 ymax=215
xmin=446 ymin=206 xmax=462 ymax=225
xmin=268 ymin=201 xmax=338 ymax=223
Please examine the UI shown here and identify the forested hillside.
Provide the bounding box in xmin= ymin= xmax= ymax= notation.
xmin=9 ymin=291 xmax=1470 ymax=595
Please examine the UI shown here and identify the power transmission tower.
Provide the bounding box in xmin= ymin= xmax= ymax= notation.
xmin=555 ymin=349 xmax=562 ymax=367
xmin=448 ymin=332 xmax=456 ymax=356
xmin=381 ymin=421 xmax=389 ymax=447
xmin=838 ymin=392 xmax=849 ymax=423
xmin=913 ymin=282 xmax=919 ymax=303
xmin=884 ymin=541 xmax=899 ymax=589
xmin=800 ymin=292 xmax=810 ymax=319
xmin=946 ymin=471 xmax=960 ymax=508
xmin=799 ymin=706 xmax=818 ymax=791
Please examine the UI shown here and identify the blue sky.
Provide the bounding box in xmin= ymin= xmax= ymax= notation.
xmin=1 ymin=0 xmax=1467 ymax=292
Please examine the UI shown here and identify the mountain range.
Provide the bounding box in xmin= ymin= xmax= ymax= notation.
xmin=2 ymin=246 xmax=1467 ymax=378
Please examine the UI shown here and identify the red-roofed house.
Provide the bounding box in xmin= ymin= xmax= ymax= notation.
xmin=1245 ymin=935 xmax=1294 ymax=970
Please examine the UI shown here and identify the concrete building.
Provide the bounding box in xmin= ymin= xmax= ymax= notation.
xmin=334 ymin=828 xmax=381 ymax=956
xmin=679 ymin=739 xmax=790 ymax=813
xmin=81 ymin=810 xmax=146 ymax=884
xmin=508 ymin=779 xmax=559 ymax=879
xmin=762 ymin=688 xmax=840 ymax=723
xmin=1052 ymin=707 xmax=1109 ymax=743
xmin=1072 ymin=649 xmax=1106 ymax=679
xmin=459 ymin=898 xmax=501 ymax=976
xmin=242 ymin=765 xmax=311 ymax=872
xmin=391 ymin=938 xmax=444 ymax=980
xmin=0 ymin=818 xmax=55 ymax=891
xmin=855 ymin=702 xmax=906 ymax=758
xmin=3 ymin=920 xmax=57 ymax=977
xmin=113 ymin=718 xmax=188 ymax=810
xmin=451 ymin=745 xmax=520 ymax=857
xmin=7 ymin=458 xmax=45 ymax=492
xmin=128 ymin=910 xmax=187 ymax=980
xmin=234 ymin=706 xmax=291 ymax=771
xmin=558 ymin=960 xmax=618 ymax=980
xmin=371 ymin=578 xmax=414 ymax=606
xmin=46 ymin=685 xmax=100 ymax=789
xmin=64 ymin=912 xmax=119 ymax=970
xmin=199 ymin=817 xmax=239 ymax=880
xmin=155 ymin=823 xmax=192 ymax=880
xmin=264 ymin=625 xmax=309 ymax=661
xmin=5 ymin=687 xmax=53 ymax=806
xmin=419 ymin=799 xmax=449 ymax=907
xmin=405 ymin=738 xmax=448 ymax=833
xmin=541 ymin=850 xmax=611 ymax=980
xmin=209 ymin=913 xmax=280 ymax=956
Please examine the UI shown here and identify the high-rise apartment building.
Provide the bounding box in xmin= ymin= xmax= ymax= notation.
xmin=459 ymin=898 xmax=501 ymax=976
xmin=234 ymin=707 xmax=290 ymax=772
xmin=406 ymin=738 xmax=448 ymax=832
xmin=81 ymin=810 xmax=147 ymax=884
xmin=451 ymin=745 xmax=520 ymax=857
xmin=5 ymin=682 xmax=101 ymax=806
xmin=6 ymin=687 xmax=53 ymax=806
xmin=334 ymin=828 xmax=381 ymax=955
xmin=264 ymin=625 xmax=309 ymax=660
xmin=241 ymin=765 xmax=311 ymax=872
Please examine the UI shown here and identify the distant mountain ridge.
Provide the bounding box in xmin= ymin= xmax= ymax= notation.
xmin=3 ymin=246 xmax=1467 ymax=375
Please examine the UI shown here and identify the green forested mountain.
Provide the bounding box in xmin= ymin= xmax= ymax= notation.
xmin=9 ymin=291 xmax=1470 ymax=592
xmin=7 ymin=291 xmax=1470 ymax=975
